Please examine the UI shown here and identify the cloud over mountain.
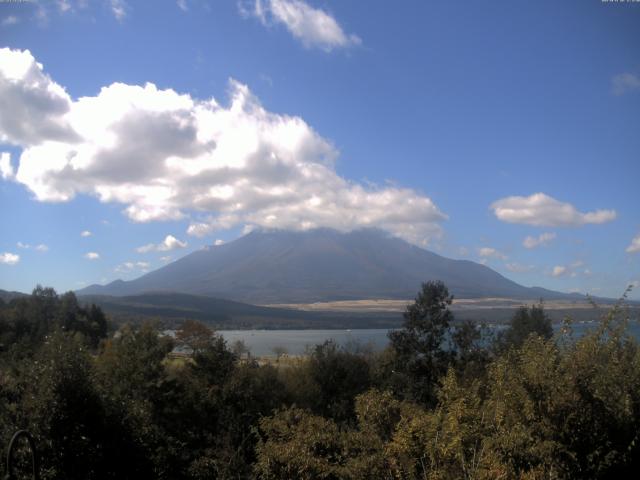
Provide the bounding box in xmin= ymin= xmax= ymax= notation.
xmin=0 ymin=47 xmax=446 ymax=247
xmin=478 ymin=247 xmax=507 ymax=260
xmin=137 ymin=235 xmax=188 ymax=253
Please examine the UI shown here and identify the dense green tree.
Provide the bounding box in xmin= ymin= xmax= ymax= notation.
xmin=497 ymin=302 xmax=553 ymax=351
xmin=451 ymin=320 xmax=491 ymax=383
xmin=189 ymin=331 xmax=237 ymax=388
xmin=289 ymin=340 xmax=371 ymax=423
xmin=0 ymin=288 xmax=108 ymax=354
xmin=11 ymin=331 xmax=109 ymax=480
xmin=94 ymin=323 xmax=176 ymax=478
xmin=387 ymin=280 xmax=454 ymax=405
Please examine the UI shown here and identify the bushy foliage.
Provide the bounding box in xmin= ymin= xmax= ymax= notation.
xmin=1 ymin=284 xmax=639 ymax=479
xmin=257 ymin=296 xmax=640 ymax=480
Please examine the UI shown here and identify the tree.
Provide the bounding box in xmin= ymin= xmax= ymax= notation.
xmin=305 ymin=340 xmax=371 ymax=423
xmin=498 ymin=302 xmax=553 ymax=350
xmin=17 ymin=330 xmax=110 ymax=479
xmin=272 ymin=345 xmax=288 ymax=361
xmin=231 ymin=339 xmax=250 ymax=359
xmin=175 ymin=319 xmax=215 ymax=355
xmin=255 ymin=407 xmax=345 ymax=479
xmin=0 ymin=288 xmax=108 ymax=354
xmin=451 ymin=320 xmax=490 ymax=383
xmin=387 ymin=280 xmax=454 ymax=405
xmin=94 ymin=323 xmax=176 ymax=477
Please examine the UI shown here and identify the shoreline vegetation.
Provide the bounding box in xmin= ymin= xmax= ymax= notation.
xmin=1 ymin=281 xmax=639 ymax=478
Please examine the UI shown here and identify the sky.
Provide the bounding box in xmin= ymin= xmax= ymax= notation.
xmin=0 ymin=0 xmax=638 ymax=299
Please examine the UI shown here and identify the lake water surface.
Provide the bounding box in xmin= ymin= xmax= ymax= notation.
xmin=219 ymin=321 xmax=640 ymax=357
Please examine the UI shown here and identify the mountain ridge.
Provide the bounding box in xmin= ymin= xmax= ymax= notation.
xmin=77 ymin=228 xmax=582 ymax=304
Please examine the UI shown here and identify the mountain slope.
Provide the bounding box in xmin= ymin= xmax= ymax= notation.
xmin=78 ymin=228 xmax=578 ymax=304
xmin=0 ymin=289 xmax=29 ymax=303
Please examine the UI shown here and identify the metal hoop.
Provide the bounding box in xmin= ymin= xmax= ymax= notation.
xmin=4 ymin=430 xmax=38 ymax=480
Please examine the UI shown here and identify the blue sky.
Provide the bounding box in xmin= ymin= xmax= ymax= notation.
xmin=0 ymin=0 xmax=638 ymax=299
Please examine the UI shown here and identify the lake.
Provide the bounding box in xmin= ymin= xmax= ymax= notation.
xmin=219 ymin=321 xmax=640 ymax=357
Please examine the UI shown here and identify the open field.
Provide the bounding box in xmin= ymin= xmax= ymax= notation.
xmin=264 ymin=297 xmax=640 ymax=326
xmin=264 ymin=297 xmax=618 ymax=313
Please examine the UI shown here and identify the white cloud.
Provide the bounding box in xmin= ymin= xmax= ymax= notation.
xmin=177 ymin=0 xmax=188 ymax=11
xmin=0 ymin=152 xmax=14 ymax=179
xmin=552 ymin=265 xmax=567 ymax=277
xmin=80 ymin=230 xmax=92 ymax=237
xmin=115 ymin=261 xmax=150 ymax=273
xmin=84 ymin=252 xmax=100 ymax=260
xmin=2 ymin=47 xmax=447 ymax=247
xmin=612 ymin=73 xmax=640 ymax=96
xmin=137 ymin=235 xmax=187 ymax=253
xmin=523 ymin=232 xmax=556 ymax=249
xmin=478 ymin=247 xmax=507 ymax=260
xmin=187 ymin=223 xmax=216 ymax=238
xmin=0 ymin=48 xmax=78 ymax=147
xmin=505 ymin=262 xmax=533 ymax=273
xmin=626 ymin=233 xmax=640 ymax=254
xmin=245 ymin=0 xmax=361 ymax=52
xmin=34 ymin=5 xmax=48 ymax=25
xmin=550 ymin=261 xmax=588 ymax=278
xmin=160 ymin=255 xmax=172 ymax=262
xmin=57 ymin=0 xmax=72 ymax=13
xmin=187 ymin=214 xmax=240 ymax=237
xmin=110 ymin=0 xmax=127 ymax=21
xmin=16 ymin=242 xmax=48 ymax=252
xmin=0 ymin=252 xmax=19 ymax=265
xmin=491 ymin=193 xmax=616 ymax=227
xmin=214 ymin=239 xmax=225 ymax=246
xmin=2 ymin=16 xmax=19 ymax=26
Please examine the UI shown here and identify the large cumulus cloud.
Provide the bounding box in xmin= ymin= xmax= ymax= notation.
xmin=0 ymin=47 xmax=446 ymax=245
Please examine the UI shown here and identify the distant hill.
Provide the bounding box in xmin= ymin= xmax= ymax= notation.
xmin=0 ymin=289 xmax=28 ymax=303
xmin=78 ymin=228 xmax=582 ymax=304
xmin=77 ymin=291 xmax=637 ymax=330
xmin=77 ymin=292 xmax=403 ymax=329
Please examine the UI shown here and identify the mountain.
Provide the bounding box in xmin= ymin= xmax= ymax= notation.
xmin=0 ymin=289 xmax=28 ymax=303
xmin=77 ymin=228 xmax=580 ymax=304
